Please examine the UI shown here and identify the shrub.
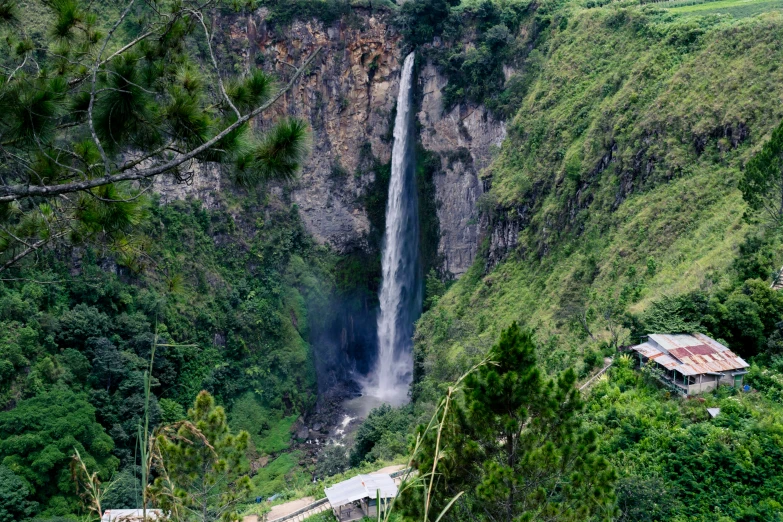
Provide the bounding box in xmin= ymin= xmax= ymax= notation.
xmin=349 ymin=404 xmax=411 ymax=466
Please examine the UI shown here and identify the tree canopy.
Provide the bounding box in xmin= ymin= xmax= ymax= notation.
xmin=401 ymin=323 xmax=617 ymax=521
xmin=0 ymin=387 xmax=118 ymax=515
xmin=0 ymin=0 xmax=317 ymax=272
xmin=0 ymin=465 xmax=37 ymax=522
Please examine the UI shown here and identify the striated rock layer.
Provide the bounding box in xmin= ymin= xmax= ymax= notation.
xmin=417 ymin=63 xmax=506 ymax=276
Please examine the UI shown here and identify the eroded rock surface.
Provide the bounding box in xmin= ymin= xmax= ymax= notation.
xmin=239 ymin=10 xmax=403 ymax=253
xmin=417 ymin=63 xmax=506 ymax=276
xmin=155 ymin=9 xmax=506 ymax=276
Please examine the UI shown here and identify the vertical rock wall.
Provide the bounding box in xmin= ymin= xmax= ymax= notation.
xmin=243 ymin=9 xmax=404 ymax=253
xmin=417 ymin=63 xmax=506 ymax=277
xmin=155 ymin=9 xmax=506 ymax=277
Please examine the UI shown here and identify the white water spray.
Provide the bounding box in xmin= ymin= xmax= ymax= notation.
xmin=363 ymin=52 xmax=421 ymax=406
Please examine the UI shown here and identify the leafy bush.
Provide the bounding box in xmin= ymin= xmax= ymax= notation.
xmin=0 ymin=465 xmax=37 ymax=522
xmin=0 ymin=389 xmax=119 ymax=514
xmin=315 ymin=444 xmax=349 ymax=478
xmin=615 ymin=476 xmax=681 ymax=522
xmin=395 ymin=0 xmax=460 ymax=48
xmin=349 ymin=404 xmax=411 ymax=466
xmin=589 ymin=370 xmax=783 ymax=520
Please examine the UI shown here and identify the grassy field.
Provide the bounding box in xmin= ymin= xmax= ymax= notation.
xmin=666 ymin=0 xmax=783 ymax=17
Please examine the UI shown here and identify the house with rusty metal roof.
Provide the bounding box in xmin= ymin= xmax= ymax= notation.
xmin=629 ymin=333 xmax=749 ymax=395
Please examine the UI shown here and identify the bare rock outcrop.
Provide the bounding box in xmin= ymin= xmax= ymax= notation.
xmin=417 ymin=62 xmax=506 ymax=276
xmin=155 ymin=9 xmax=506 ymax=276
xmin=241 ymin=10 xmax=404 ymax=253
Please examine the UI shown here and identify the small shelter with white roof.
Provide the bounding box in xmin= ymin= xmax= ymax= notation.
xmin=630 ymin=333 xmax=749 ymax=395
xmin=100 ymin=509 xmax=162 ymax=522
xmin=324 ymin=473 xmax=398 ymax=521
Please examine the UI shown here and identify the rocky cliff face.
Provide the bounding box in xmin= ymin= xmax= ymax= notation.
xmin=418 ymin=63 xmax=506 ymax=276
xmin=237 ymin=8 xmax=403 ymax=253
xmin=156 ymin=8 xmax=505 ymax=276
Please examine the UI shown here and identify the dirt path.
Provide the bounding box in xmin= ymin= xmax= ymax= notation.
xmin=243 ymin=497 xmax=315 ymax=522
xmin=371 ymin=464 xmax=405 ymax=475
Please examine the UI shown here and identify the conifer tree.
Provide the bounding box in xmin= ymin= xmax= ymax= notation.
xmin=741 ymin=120 xmax=783 ymax=227
xmin=401 ymin=323 xmax=617 ymax=521
xmin=150 ymin=391 xmax=251 ymax=522
xmin=0 ymin=0 xmax=318 ymax=272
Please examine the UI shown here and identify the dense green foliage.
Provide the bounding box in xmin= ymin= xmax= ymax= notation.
xmin=0 ymin=465 xmax=37 ymax=522
xmin=396 ymin=0 xmax=461 ymax=47
xmin=0 ymin=389 xmax=118 ymax=516
xmin=0 ymin=193 xmax=335 ymax=518
xmin=588 ymin=356 xmax=783 ymax=521
xmin=635 ymin=279 xmax=783 ymax=357
xmin=349 ymin=404 xmax=411 ymax=466
xmin=402 ymin=323 xmax=616 ymax=521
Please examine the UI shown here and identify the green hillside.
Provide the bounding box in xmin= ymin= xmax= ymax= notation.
xmin=415 ymin=3 xmax=783 ymax=391
xmin=0 ymin=193 xmax=330 ymax=517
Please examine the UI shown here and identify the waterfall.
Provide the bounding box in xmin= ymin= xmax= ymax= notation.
xmin=364 ymin=52 xmax=421 ymax=406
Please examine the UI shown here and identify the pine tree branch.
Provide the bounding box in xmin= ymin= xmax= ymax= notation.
xmin=88 ymin=0 xmax=139 ymax=177
xmin=0 ymin=232 xmax=66 ymax=273
xmin=67 ymin=30 xmax=156 ymax=87
xmin=190 ymin=9 xmax=241 ymax=119
xmin=0 ymin=47 xmax=322 ymax=203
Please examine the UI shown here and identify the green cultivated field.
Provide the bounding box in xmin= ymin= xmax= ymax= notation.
xmin=663 ymin=0 xmax=783 ymax=17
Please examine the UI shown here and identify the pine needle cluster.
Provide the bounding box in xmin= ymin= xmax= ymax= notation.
xmin=0 ymin=0 xmax=318 ymax=272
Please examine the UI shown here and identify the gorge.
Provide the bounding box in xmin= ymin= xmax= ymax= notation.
xmin=4 ymin=0 xmax=783 ymax=519
xmin=155 ymin=7 xmax=507 ymax=406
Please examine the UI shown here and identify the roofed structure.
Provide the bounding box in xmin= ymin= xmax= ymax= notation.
xmin=100 ymin=509 xmax=162 ymax=522
xmin=324 ymin=473 xmax=398 ymax=521
xmin=630 ymin=333 xmax=748 ymax=395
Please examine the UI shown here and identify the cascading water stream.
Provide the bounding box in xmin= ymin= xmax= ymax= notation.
xmin=363 ymin=52 xmax=421 ymax=406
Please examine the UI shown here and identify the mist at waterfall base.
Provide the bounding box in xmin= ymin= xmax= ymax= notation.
xmin=360 ymin=52 xmax=421 ymax=407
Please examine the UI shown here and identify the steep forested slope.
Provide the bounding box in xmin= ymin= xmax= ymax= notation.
xmin=407 ymin=3 xmax=783 ymax=520
xmin=415 ymin=3 xmax=783 ymax=392
xmin=0 ymin=191 xmax=335 ymax=516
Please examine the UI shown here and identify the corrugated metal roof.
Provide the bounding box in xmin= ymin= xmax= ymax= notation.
xmin=686 ymin=344 xmax=716 ymax=356
xmin=675 ymin=365 xmax=698 ymax=376
xmin=324 ymin=474 xmax=398 ymax=508
xmin=692 ymin=333 xmax=731 ymax=352
xmin=632 ymin=333 xmax=748 ymax=377
xmin=634 ymin=343 xmax=663 ymax=359
xmin=648 ymin=333 xmax=700 ymax=352
xmin=655 ymin=354 xmax=680 ymax=370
